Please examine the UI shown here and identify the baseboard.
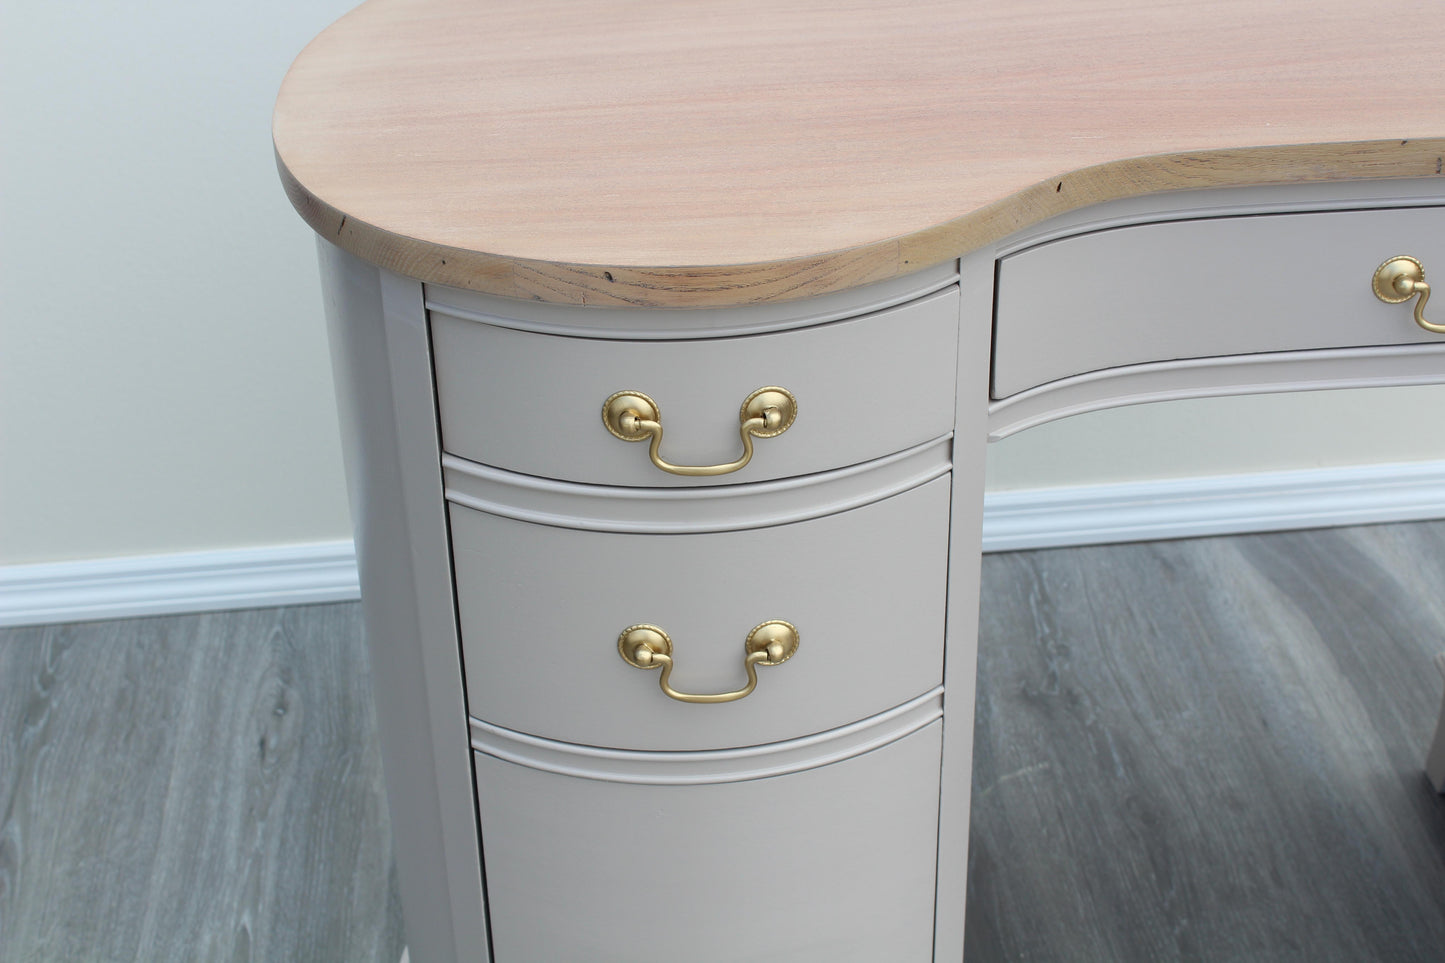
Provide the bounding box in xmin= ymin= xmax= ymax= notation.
xmin=0 ymin=541 xmax=360 ymax=628
xmin=4 ymin=462 xmax=1445 ymax=627
xmin=981 ymin=460 xmax=1445 ymax=552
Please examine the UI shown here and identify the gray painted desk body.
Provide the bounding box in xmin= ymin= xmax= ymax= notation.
xmin=317 ymin=178 xmax=1445 ymax=962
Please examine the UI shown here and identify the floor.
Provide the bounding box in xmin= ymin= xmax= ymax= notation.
xmin=965 ymin=522 xmax=1445 ymax=961
xmin=1 ymin=522 xmax=1442 ymax=961
xmin=0 ymin=604 xmax=403 ymax=963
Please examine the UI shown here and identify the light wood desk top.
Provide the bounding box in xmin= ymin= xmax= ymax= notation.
xmin=274 ymin=0 xmax=1445 ymax=306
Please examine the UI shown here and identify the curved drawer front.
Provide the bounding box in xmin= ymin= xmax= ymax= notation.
xmin=450 ymin=474 xmax=950 ymax=751
xmin=431 ymin=286 xmax=958 ymax=485
xmin=473 ymin=719 xmax=941 ymax=963
xmin=993 ymin=205 xmax=1445 ymax=398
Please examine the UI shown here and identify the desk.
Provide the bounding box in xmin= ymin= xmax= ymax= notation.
xmin=274 ymin=2 xmax=1445 ymax=960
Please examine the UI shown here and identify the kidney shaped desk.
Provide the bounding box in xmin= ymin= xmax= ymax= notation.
xmin=274 ymin=2 xmax=1445 ymax=960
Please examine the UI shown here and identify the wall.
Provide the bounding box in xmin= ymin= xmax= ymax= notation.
xmin=2 ymin=0 xmax=357 ymax=565
xmin=2 ymin=1 xmax=1443 ymax=570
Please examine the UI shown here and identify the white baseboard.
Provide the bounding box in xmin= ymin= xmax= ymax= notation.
xmin=981 ymin=460 xmax=1445 ymax=552
xmin=0 ymin=541 xmax=359 ymax=628
xmin=4 ymin=461 xmax=1444 ymax=627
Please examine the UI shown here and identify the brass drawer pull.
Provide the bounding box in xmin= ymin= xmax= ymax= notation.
xmin=617 ymin=621 xmax=799 ymax=704
xmin=1373 ymin=255 xmax=1444 ymax=334
xmin=602 ymin=386 xmax=797 ymax=476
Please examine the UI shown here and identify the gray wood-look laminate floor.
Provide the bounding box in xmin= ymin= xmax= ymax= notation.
xmin=0 ymin=604 xmax=404 ymax=963
xmin=966 ymin=521 xmax=1445 ymax=962
xmin=1 ymin=522 xmax=1442 ymax=961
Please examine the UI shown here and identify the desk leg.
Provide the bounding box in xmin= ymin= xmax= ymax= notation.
xmin=319 ymin=241 xmax=491 ymax=963
xmin=935 ymin=249 xmax=995 ymax=961
xmin=1427 ymin=652 xmax=1445 ymax=793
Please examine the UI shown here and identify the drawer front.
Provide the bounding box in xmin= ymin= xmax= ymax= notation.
xmin=431 ymin=287 xmax=959 ymax=485
xmin=992 ymin=205 xmax=1445 ymax=398
xmin=473 ymin=720 xmax=941 ymax=963
xmin=451 ymin=475 xmax=950 ymax=751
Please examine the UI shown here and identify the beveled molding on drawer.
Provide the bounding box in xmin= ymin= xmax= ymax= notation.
xmin=469 ymin=687 xmax=942 ymax=785
xmin=451 ymin=476 xmax=950 ymax=751
xmin=993 ymin=204 xmax=1445 ymax=398
xmin=474 ymin=720 xmax=941 ymax=962
xmin=442 ymin=435 xmax=949 ymax=533
xmin=988 ymin=342 xmax=1445 ymax=440
xmin=431 ymin=285 xmax=959 ymax=487
xmin=424 ymin=260 xmax=959 ymax=339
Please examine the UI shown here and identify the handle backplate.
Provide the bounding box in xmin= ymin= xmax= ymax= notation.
xmin=1373 ymin=255 xmax=1443 ymax=333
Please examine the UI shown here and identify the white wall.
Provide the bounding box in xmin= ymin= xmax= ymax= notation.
xmin=2 ymin=0 xmax=357 ymax=565
xmin=2 ymin=1 xmax=1443 ymax=568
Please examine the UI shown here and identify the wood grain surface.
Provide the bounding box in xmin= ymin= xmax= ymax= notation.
xmin=273 ymin=0 xmax=1445 ymax=305
xmin=0 ymin=605 xmax=403 ymax=963
xmin=967 ymin=522 xmax=1445 ymax=961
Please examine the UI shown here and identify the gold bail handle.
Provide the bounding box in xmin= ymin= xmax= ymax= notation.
xmin=602 ymin=386 xmax=797 ymax=476
xmin=617 ymin=621 xmax=799 ymax=704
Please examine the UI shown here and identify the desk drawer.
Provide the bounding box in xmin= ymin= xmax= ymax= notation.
xmin=430 ymin=287 xmax=958 ymax=485
xmin=473 ymin=718 xmax=940 ymax=963
xmin=992 ymin=205 xmax=1445 ymax=398
xmin=450 ymin=474 xmax=949 ymax=751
